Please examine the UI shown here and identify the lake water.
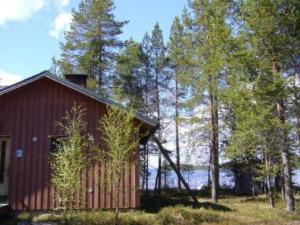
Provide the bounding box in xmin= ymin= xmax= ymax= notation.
xmin=145 ymin=168 xmax=300 ymax=190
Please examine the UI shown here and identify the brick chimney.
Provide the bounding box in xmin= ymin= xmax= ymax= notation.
xmin=65 ymin=74 xmax=88 ymax=88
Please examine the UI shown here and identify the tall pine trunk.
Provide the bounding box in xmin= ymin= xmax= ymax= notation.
xmin=277 ymin=102 xmax=295 ymax=212
xmin=273 ymin=62 xmax=295 ymax=212
xmin=175 ymin=78 xmax=181 ymax=191
xmin=144 ymin=65 xmax=150 ymax=193
xmin=209 ymin=77 xmax=219 ymax=203
xmin=154 ymin=68 xmax=162 ymax=194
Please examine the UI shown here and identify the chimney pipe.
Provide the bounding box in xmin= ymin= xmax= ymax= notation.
xmin=65 ymin=74 xmax=88 ymax=88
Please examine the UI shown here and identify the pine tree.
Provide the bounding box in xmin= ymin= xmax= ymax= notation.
xmin=59 ymin=0 xmax=127 ymax=94
xmin=235 ymin=0 xmax=300 ymax=211
xmin=223 ymin=74 xmax=281 ymax=207
xmin=168 ymin=16 xmax=186 ymax=191
xmin=141 ymin=32 xmax=155 ymax=115
xmin=182 ymin=0 xmax=232 ymax=203
xmin=140 ymin=32 xmax=155 ymax=192
xmin=151 ymin=23 xmax=167 ymax=194
xmin=115 ymin=39 xmax=145 ymax=109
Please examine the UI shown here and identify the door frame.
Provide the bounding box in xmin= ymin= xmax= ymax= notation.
xmin=0 ymin=136 xmax=11 ymax=198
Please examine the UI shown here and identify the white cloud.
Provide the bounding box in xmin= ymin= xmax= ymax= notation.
xmin=49 ymin=11 xmax=72 ymax=39
xmin=55 ymin=0 xmax=69 ymax=8
xmin=0 ymin=0 xmax=44 ymax=26
xmin=0 ymin=70 xmax=23 ymax=86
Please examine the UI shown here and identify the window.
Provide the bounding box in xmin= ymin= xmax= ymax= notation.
xmin=49 ymin=136 xmax=66 ymax=153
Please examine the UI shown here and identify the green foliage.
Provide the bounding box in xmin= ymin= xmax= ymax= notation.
xmin=181 ymin=0 xmax=232 ymax=103
xmin=168 ymin=16 xmax=189 ymax=115
xmin=224 ymin=76 xmax=276 ymax=156
xmin=178 ymin=0 xmax=234 ymax=202
xmin=220 ymin=0 xmax=300 ymax=210
xmin=97 ymin=106 xmax=141 ymax=178
xmin=115 ymin=39 xmax=146 ymax=109
xmin=95 ymin=106 xmax=143 ymax=223
xmin=151 ymin=23 xmax=167 ymax=73
xmin=46 ymin=0 xmax=300 ymax=214
xmin=86 ymin=77 xmax=97 ymax=91
xmin=238 ymin=0 xmax=300 ymax=72
xmin=59 ymin=0 xmax=127 ymax=93
xmin=50 ymin=103 xmax=89 ymax=210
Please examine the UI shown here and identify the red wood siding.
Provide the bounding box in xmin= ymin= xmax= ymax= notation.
xmin=0 ymin=77 xmax=140 ymax=211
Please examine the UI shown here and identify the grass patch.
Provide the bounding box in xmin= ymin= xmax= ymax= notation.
xmin=1 ymin=191 xmax=299 ymax=225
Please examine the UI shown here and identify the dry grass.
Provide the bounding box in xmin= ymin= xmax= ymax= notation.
xmin=198 ymin=195 xmax=300 ymax=225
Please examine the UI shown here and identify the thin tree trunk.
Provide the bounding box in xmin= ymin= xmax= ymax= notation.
xmin=277 ymin=117 xmax=295 ymax=211
xmin=98 ymin=45 xmax=103 ymax=93
xmin=208 ymin=150 xmax=212 ymax=187
xmin=264 ymin=178 xmax=268 ymax=198
xmin=175 ymin=78 xmax=181 ymax=191
xmin=251 ymin=164 xmax=256 ymax=197
xmin=265 ymin=154 xmax=275 ymax=208
xmin=273 ymin=62 xmax=295 ymax=212
xmin=141 ymin=144 xmax=147 ymax=190
xmin=155 ymin=153 xmax=162 ymax=194
xmin=115 ymin=194 xmax=120 ymax=225
xmin=209 ymin=76 xmax=219 ymax=203
xmin=154 ymin=68 xmax=162 ymax=194
xmin=163 ymin=160 xmax=167 ymax=188
xmin=144 ymin=64 xmax=150 ymax=194
xmin=281 ymin=170 xmax=286 ymax=204
xmin=280 ymin=149 xmax=294 ymax=211
xmin=114 ymin=171 xmax=121 ymax=225
xmin=145 ymin=143 xmax=149 ymax=193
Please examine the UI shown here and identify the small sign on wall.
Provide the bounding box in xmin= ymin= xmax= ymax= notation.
xmin=32 ymin=136 xmax=38 ymax=142
xmin=16 ymin=149 xmax=23 ymax=158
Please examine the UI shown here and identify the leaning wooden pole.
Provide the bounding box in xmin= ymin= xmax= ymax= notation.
xmin=153 ymin=136 xmax=199 ymax=204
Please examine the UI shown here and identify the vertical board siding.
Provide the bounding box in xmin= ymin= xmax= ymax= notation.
xmin=0 ymin=77 xmax=140 ymax=211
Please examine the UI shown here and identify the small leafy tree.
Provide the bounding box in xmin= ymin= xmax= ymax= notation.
xmin=96 ymin=106 xmax=142 ymax=225
xmin=50 ymin=103 xmax=88 ymax=217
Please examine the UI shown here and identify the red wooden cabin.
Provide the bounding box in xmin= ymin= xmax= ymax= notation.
xmin=0 ymin=71 xmax=157 ymax=211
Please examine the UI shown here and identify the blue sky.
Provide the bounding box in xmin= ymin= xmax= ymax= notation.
xmin=0 ymin=0 xmax=186 ymax=85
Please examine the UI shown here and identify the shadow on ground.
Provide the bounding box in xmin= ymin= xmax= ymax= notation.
xmin=140 ymin=190 xmax=232 ymax=213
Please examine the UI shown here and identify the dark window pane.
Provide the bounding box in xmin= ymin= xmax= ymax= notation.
xmin=49 ymin=136 xmax=66 ymax=153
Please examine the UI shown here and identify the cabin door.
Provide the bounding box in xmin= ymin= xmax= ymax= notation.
xmin=0 ymin=138 xmax=11 ymax=196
